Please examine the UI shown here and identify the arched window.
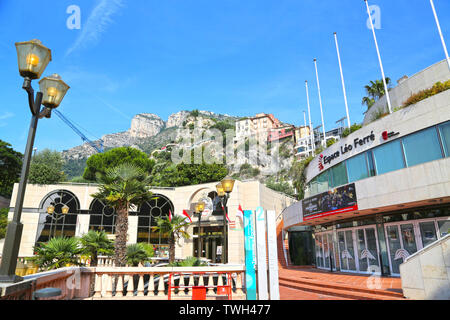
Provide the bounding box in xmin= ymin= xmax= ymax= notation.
xmin=36 ymin=190 xmax=80 ymax=243
xmin=88 ymin=199 xmax=117 ymax=235
xmin=137 ymin=194 xmax=174 ymax=256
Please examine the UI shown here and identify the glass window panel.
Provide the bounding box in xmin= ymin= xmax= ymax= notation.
xmin=438 ymin=121 xmax=450 ymax=157
xmin=402 ymin=127 xmax=443 ymax=167
xmin=365 ymin=228 xmax=380 ymax=271
xmin=366 ymin=151 xmax=376 ymax=176
xmin=346 ymin=153 xmax=369 ymax=183
xmin=323 ymin=234 xmax=330 ymax=268
xmin=373 ymin=140 xmax=405 ymax=175
xmin=316 ymin=171 xmax=330 ymax=194
xmin=400 ymin=224 xmax=417 ymax=257
xmin=345 ymin=230 xmax=356 ymax=271
xmin=338 ymin=232 xmax=348 ymax=270
xmin=330 ymin=162 xmax=348 ymax=188
xmin=419 ymin=222 xmax=437 ymax=248
xmin=357 ymin=229 xmax=368 ymax=272
xmin=437 ymin=220 xmax=450 ymax=237
xmin=386 ymin=225 xmax=401 ymax=274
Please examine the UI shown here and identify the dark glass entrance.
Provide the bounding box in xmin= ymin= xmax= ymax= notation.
xmin=193 ymin=226 xmax=224 ymax=263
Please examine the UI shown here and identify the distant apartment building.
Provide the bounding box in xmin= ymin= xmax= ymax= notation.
xmin=234 ymin=113 xmax=283 ymax=142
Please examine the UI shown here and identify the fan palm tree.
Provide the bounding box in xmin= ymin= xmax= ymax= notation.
xmin=92 ymin=163 xmax=153 ymax=267
xmin=32 ymin=236 xmax=83 ymax=271
xmin=126 ymin=243 xmax=154 ymax=267
xmin=362 ymin=77 xmax=391 ymax=110
xmin=79 ymin=230 xmax=114 ymax=267
xmin=152 ymin=215 xmax=191 ymax=264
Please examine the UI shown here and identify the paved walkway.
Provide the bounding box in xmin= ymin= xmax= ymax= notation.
xmin=278 ymin=266 xmax=405 ymax=300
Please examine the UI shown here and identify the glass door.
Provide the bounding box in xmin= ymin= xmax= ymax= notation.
xmin=356 ymin=227 xmax=380 ymax=274
xmin=338 ymin=230 xmax=357 ymax=272
xmin=315 ymin=232 xmax=335 ymax=270
xmin=419 ymin=221 xmax=437 ymax=248
xmin=385 ymin=223 xmax=417 ymax=275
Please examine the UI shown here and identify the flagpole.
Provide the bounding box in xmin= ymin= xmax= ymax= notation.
xmin=305 ymin=80 xmax=315 ymax=154
xmin=334 ymin=32 xmax=351 ymax=128
xmin=365 ymin=0 xmax=393 ymax=114
xmin=430 ymin=0 xmax=450 ymax=70
xmin=313 ymin=59 xmax=327 ymax=147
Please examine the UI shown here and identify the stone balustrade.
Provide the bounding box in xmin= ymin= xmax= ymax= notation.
xmin=0 ymin=265 xmax=246 ymax=300
xmin=91 ymin=265 xmax=246 ymax=300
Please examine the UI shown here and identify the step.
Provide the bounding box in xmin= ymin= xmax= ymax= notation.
xmin=278 ymin=276 xmax=405 ymax=300
xmin=278 ymin=279 xmax=405 ymax=300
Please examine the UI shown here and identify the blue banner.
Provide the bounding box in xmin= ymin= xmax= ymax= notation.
xmin=244 ymin=209 xmax=257 ymax=300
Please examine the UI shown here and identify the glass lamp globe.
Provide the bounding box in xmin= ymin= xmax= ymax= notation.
xmin=221 ymin=177 xmax=235 ymax=193
xmin=46 ymin=205 xmax=55 ymax=214
xmin=15 ymin=39 xmax=52 ymax=80
xmin=61 ymin=205 xmax=69 ymax=214
xmin=38 ymin=74 xmax=70 ymax=108
xmin=216 ymin=183 xmax=225 ymax=197
xmin=197 ymin=200 xmax=205 ymax=213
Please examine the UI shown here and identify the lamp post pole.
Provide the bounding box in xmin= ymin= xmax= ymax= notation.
xmin=0 ymin=40 xmax=69 ymax=283
xmin=197 ymin=210 xmax=202 ymax=259
xmin=219 ymin=194 xmax=230 ymax=264
xmin=0 ymin=81 xmax=42 ymax=283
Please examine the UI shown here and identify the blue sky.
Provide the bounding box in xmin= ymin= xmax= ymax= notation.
xmin=0 ymin=0 xmax=449 ymax=153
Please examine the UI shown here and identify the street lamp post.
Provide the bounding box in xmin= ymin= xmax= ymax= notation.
xmin=216 ymin=177 xmax=235 ymax=264
xmin=0 ymin=39 xmax=69 ymax=283
xmin=195 ymin=201 xmax=205 ymax=260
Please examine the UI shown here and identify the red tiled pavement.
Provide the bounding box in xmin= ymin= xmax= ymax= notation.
xmin=278 ymin=266 xmax=405 ymax=300
xmin=276 ymin=219 xmax=405 ymax=300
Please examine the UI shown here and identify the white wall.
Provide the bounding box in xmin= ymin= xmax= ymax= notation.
xmin=400 ymin=234 xmax=450 ymax=300
xmin=364 ymin=59 xmax=450 ymax=124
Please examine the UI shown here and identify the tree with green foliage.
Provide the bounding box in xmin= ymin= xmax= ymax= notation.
xmin=92 ymin=163 xmax=153 ymax=267
xmin=152 ymin=216 xmax=191 ymax=264
xmin=362 ymin=77 xmax=391 ymax=110
xmin=0 ymin=208 xmax=9 ymax=239
xmin=126 ymin=243 xmax=154 ymax=266
xmin=342 ymin=123 xmax=362 ymax=138
xmin=79 ymin=230 xmax=114 ymax=267
xmin=265 ymin=177 xmax=295 ymax=196
xmin=289 ymin=156 xmax=314 ymax=200
xmin=169 ymin=256 xmax=207 ymax=267
xmin=32 ymin=237 xmax=83 ymax=271
xmin=0 ymin=140 xmax=22 ymax=197
xmin=28 ymin=149 xmax=67 ymax=184
xmin=83 ymin=147 xmax=155 ymax=181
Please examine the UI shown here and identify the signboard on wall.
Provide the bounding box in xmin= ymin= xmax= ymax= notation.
xmin=243 ymin=209 xmax=257 ymax=300
xmin=255 ymin=206 xmax=268 ymax=300
xmin=266 ymin=210 xmax=280 ymax=300
xmin=302 ymin=183 xmax=358 ymax=221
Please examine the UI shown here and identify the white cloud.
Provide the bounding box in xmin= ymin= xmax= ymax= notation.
xmin=0 ymin=111 xmax=14 ymax=127
xmin=65 ymin=0 xmax=124 ymax=57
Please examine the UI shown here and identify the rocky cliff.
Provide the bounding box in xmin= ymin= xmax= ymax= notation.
xmin=61 ymin=110 xmax=237 ymax=160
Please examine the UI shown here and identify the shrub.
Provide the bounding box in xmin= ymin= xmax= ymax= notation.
xmin=342 ymin=123 xmax=362 ymax=138
xmin=403 ymin=80 xmax=450 ymax=107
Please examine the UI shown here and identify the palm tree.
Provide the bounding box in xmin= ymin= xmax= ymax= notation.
xmin=92 ymin=163 xmax=153 ymax=267
xmin=152 ymin=215 xmax=191 ymax=264
xmin=126 ymin=243 xmax=153 ymax=267
xmin=362 ymin=77 xmax=391 ymax=110
xmin=79 ymin=230 xmax=114 ymax=267
xmin=32 ymin=237 xmax=83 ymax=271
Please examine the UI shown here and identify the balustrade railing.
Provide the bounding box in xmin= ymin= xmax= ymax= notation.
xmin=0 ymin=265 xmax=246 ymax=300
xmin=91 ymin=266 xmax=246 ymax=300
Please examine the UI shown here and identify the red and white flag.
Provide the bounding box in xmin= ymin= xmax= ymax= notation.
xmin=222 ymin=205 xmax=231 ymax=223
xmin=169 ymin=209 xmax=172 ymax=222
xmin=237 ymin=204 xmax=244 ymax=221
xmin=182 ymin=209 xmax=192 ymax=223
